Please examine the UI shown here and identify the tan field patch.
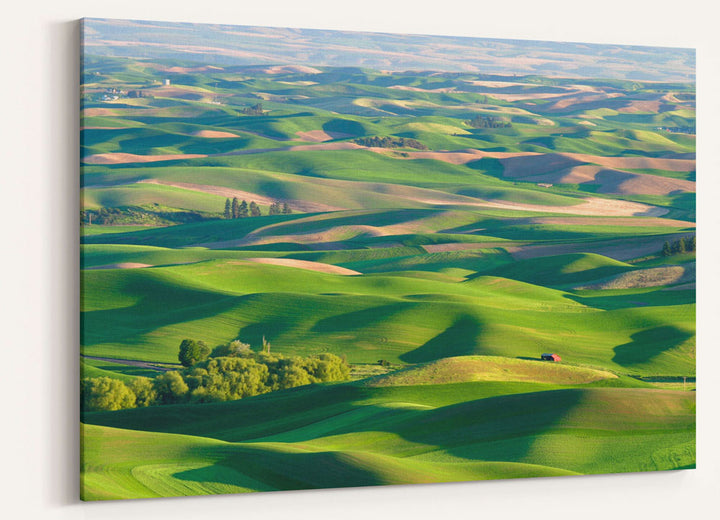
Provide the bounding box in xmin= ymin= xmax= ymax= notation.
xmin=261 ymin=65 xmax=322 ymax=75
xmin=236 ymin=226 xmax=393 ymax=249
xmin=83 ymin=153 xmax=207 ymax=165
xmin=564 ymin=153 xmax=695 ymax=172
xmin=472 ymin=197 xmax=668 ymax=217
xmin=421 ymin=242 xmax=519 ymax=253
xmin=394 ymin=186 xmax=665 ymax=216
xmin=142 ymin=63 xmax=224 ymax=74
xmin=83 ymin=108 xmax=121 ymax=117
xmin=85 ymin=263 xmax=153 ymax=270
xmin=511 ymin=234 xmax=685 ymax=262
xmin=193 ymin=130 xmax=239 ymax=138
xmin=546 ymin=92 xmax=625 ymax=111
xmin=464 ymin=80 xmax=535 ymax=88
xmin=295 ymin=130 xmax=353 ymax=142
xmin=616 ymin=99 xmax=662 ymax=114
xmin=662 ymin=92 xmax=686 ymax=104
xmin=500 ymin=153 xmax=582 ymax=178
xmin=277 ymin=80 xmax=318 ymax=86
xmin=365 ymin=356 xmax=616 ymax=387
xmin=529 ymin=216 xmax=695 ymax=228
xmin=397 ymin=149 xmax=540 ymax=165
xmin=498 ymin=153 xmax=695 ymax=195
xmin=388 ymin=85 xmax=465 ymax=94
xmin=607 ymin=173 xmax=695 ymax=195
xmin=240 ymin=258 xmax=360 ymax=275
xmin=484 ymin=92 xmax=570 ymax=102
xmin=577 ymin=263 xmax=694 ymax=290
xmin=288 ymin=142 xmax=364 ymax=152
xmin=504 ymin=162 xmax=695 ymax=196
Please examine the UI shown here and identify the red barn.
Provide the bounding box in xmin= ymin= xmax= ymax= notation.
xmin=541 ymin=353 xmax=561 ymax=362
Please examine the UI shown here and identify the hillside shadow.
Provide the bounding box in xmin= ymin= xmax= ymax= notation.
xmin=237 ymin=319 xmax=295 ymax=348
xmin=612 ymin=326 xmax=694 ymax=367
xmin=311 ymin=302 xmax=418 ymax=334
xmin=394 ymin=388 xmax=586 ymax=463
xmin=81 ymin=277 xmax=253 ymax=348
xmin=170 ymin=389 xmax=587 ymax=490
xmin=564 ymin=290 xmax=696 ymax=310
xmin=400 ymin=315 xmax=481 ymax=363
xmin=82 ymin=383 xmax=372 ymax=439
xmin=174 ymin=445 xmax=393 ymax=491
xmin=323 ymin=118 xmax=367 ymax=137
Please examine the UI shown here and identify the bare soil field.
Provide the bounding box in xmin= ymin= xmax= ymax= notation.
xmin=239 ymin=257 xmax=361 ymax=275
xmin=577 ymin=263 xmax=694 ymax=289
xmin=85 ymin=262 xmax=153 ymax=270
xmin=528 ymin=216 xmax=695 ymax=228
xmin=193 ymin=130 xmax=240 ymax=138
xmin=295 ymin=130 xmax=354 ymax=142
xmin=511 ymin=234 xmax=687 ymax=261
xmin=83 ymin=153 xmax=207 ymax=164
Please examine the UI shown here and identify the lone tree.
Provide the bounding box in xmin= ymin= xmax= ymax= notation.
xmin=238 ymin=200 xmax=249 ymax=218
xmin=662 ymin=241 xmax=672 ymax=256
xmin=249 ymin=201 xmax=262 ymax=217
xmin=231 ymin=197 xmax=240 ymax=219
xmin=269 ymin=201 xmax=281 ymax=215
xmin=178 ymin=339 xmax=210 ymax=367
xmin=224 ymin=198 xmax=232 ymax=219
xmin=282 ymin=202 xmax=292 ymax=214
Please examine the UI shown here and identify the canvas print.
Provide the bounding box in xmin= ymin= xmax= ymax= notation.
xmin=80 ymin=18 xmax=696 ymax=500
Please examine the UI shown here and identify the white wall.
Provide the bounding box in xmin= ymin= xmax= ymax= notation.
xmin=2 ymin=2 xmax=718 ymax=519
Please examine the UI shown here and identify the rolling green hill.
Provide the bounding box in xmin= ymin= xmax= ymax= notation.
xmin=80 ymin=47 xmax=695 ymax=499
xmin=82 ymin=382 xmax=695 ymax=500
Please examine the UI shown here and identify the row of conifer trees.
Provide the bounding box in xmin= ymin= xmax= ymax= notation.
xmin=223 ymin=197 xmax=292 ymax=218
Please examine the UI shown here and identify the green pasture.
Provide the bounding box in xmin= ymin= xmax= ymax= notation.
xmin=81 ymin=382 xmax=695 ymax=499
xmin=81 ymin=259 xmax=695 ymax=375
xmin=80 ymin=54 xmax=695 ymax=499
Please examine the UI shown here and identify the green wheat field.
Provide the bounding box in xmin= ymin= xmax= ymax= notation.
xmin=80 ymin=18 xmax=696 ymax=500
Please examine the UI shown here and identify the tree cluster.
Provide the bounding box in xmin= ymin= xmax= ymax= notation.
xmin=81 ymin=206 xmax=206 ymax=226
xmin=662 ymin=235 xmax=696 ymax=256
xmin=268 ymin=201 xmax=292 ymax=215
xmin=224 ymin=198 xmax=262 ymax=218
xmin=465 ymin=115 xmax=512 ymax=129
xmin=241 ymin=103 xmax=265 ymax=116
xmin=81 ymin=341 xmax=350 ymax=412
xmin=224 ymin=197 xmax=291 ymax=218
xmin=353 ymin=136 xmax=428 ymax=150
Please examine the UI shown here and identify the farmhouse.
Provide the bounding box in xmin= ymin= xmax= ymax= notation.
xmin=541 ymin=353 xmax=562 ymax=362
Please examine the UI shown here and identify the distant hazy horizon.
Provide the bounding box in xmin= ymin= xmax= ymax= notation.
xmin=82 ymin=18 xmax=695 ymax=82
